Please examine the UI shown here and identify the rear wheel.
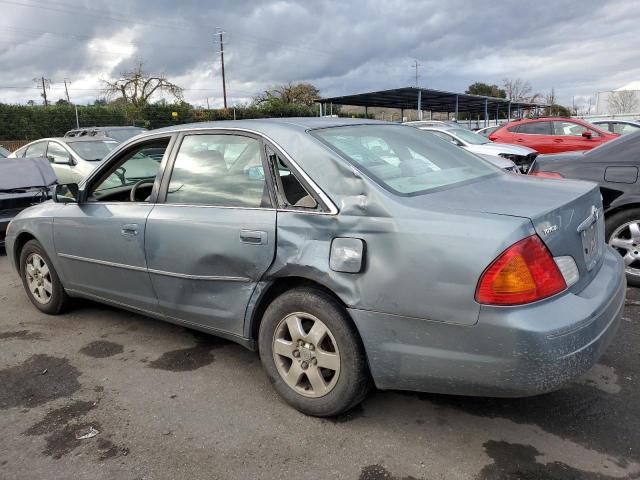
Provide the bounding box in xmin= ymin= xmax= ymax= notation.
xmin=606 ymin=208 xmax=640 ymax=287
xmin=258 ymin=287 xmax=370 ymax=417
xmin=19 ymin=239 xmax=69 ymax=314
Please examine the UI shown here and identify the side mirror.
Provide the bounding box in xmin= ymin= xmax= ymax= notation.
xmin=54 ymin=183 xmax=79 ymax=203
xmin=582 ymin=131 xmax=593 ymax=139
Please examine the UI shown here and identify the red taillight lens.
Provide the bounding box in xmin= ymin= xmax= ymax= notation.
xmin=530 ymin=171 xmax=564 ymax=179
xmin=475 ymin=235 xmax=567 ymax=305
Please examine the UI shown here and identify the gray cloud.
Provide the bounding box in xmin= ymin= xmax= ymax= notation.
xmin=0 ymin=0 xmax=637 ymax=109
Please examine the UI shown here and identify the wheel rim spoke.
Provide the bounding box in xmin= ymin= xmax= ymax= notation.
xmin=285 ymin=316 xmax=306 ymax=342
xmin=284 ymin=362 xmax=303 ymax=387
xmin=305 ymin=368 xmax=328 ymax=395
xmin=315 ymin=350 xmax=339 ymax=371
xmin=624 ymin=252 xmax=635 ymax=266
xmin=629 ymin=223 xmax=640 ymax=242
xmin=307 ymin=321 xmax=327 ymax=346
xmin=24 ymin=253 xmax=53 ymax=305
xmin=273 ymin=338 xmax=294 ymax=359
xmin=610 ymin=237 xmax=632 ymax=250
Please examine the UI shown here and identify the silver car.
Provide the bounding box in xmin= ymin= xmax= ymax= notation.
xmin=414 ymin=125 xmax=538 ymax=172
xmin=9 ymin=137 xmax=118 ymax=184
xmin=5 ymin=118 xmax=625 ymax=417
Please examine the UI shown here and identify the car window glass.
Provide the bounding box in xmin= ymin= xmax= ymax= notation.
xmin=46 ymin=142 xmax=70 ymax=163
xmin=553 ymin=121 xmax=591 ymax=136
xmin=314 ymin=124 xmax=496 ymax=195
xmin=265 ymin=147 xmax=316 ymax=209
xmin=25 ymin=142 xmax=46 ymax=157
xmin=14 ymin=146 xmax=27 ymax=157
xmin=428 ymin=131 xmax=459 ymax=145
xmin=613 ymin=123 xmax=640 ymax=135
xmin=518 ymin=122 xmax=551 ymax=135
xmin=166 ymin=134 xmax=270 ymax=208
xmin=91 ymin=141 xmax=168 ymax=199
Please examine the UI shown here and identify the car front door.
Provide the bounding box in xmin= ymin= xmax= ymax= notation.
xmin=144 ymin=131 xmax=277 ymax=336
xmin=552 ymin=121 xmax=602 ymax=152
xmin=52 ymin=136 xmax=173 ymax=312
xmin=46 ymin=141 xmax=77 ymax=184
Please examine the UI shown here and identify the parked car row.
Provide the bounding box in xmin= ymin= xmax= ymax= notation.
xmin=4 ymin=118 xmax=626 ymax=417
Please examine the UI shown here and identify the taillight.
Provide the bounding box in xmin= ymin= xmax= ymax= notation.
xmin=475 ymin=235 xmax=567 ymax=305
xmin=530 ymin=171 xmax=564 ymax=179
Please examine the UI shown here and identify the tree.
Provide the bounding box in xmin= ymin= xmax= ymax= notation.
xmin=502 ymin=78 xmax=533 ymax=102
xmin=101 ymin=61 xmax=183 ymax=106
xmin=56 ymin=98 xmax=71 ymax=105
xmin=608 ymin=90 xmax=639 ymax=114
xmin=254 ymin=82 xmax=321 ymax=108
xmin=465 ymin=82 xmax=506 ymax=99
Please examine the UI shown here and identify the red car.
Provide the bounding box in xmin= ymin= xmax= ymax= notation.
xmin=489 ymin=117 xmax=619 ymax=154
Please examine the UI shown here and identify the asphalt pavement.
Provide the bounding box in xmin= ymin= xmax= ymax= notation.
xmin=1 ymin=252 xmax=639 ymax=480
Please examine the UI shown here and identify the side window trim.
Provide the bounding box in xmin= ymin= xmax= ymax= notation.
xmin=157 ymin=130 xmax=274 ymax=209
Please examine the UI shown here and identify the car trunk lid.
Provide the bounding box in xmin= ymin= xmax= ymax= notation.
xmin=403 ymin=174 xmax=605 ymax=292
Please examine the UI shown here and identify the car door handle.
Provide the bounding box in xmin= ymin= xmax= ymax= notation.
xmin=516 ymin=138 xmax=525 ymax=142
xmin=121 ymin=223 xmax=139 ymax=236
xmin=240 ymin=229 xmax=267 ymax=245
xmin=553 ymin=138 xmax=563 ymax=143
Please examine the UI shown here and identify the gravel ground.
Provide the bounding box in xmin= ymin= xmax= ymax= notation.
xmin=1 ymin=252 xmax=639 ymax=480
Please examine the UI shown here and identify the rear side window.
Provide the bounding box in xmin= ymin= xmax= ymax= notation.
xmin=517 ymin=122 xmax=552 ymax=135
xmin=313 ymin=124 xmax=496 ymax=196
xmin=166 ymin=134 xmax=271 ymax=208
xmin=25 ymin=141 xmax=46 ymax=157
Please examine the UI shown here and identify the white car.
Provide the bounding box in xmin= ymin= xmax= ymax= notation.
xmin=590 ymin=119 xmax=640 ymax=135
xmin=413 ymin=125 xmax=538 ymax=172
xmin=9 ymin=137 xmax=118 ymax=184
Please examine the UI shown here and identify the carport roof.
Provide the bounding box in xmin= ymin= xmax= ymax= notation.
xmin=317 ymin=87 xmax=546 ymax=116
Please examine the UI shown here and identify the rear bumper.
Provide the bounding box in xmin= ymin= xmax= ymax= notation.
xmin=350 ymin=246 xmax=626 ymax=397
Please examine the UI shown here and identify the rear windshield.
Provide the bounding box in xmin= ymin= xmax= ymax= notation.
xmin=313 ymin=124 xmax=497 ymax=195
xmin=67 ymin=140 xmax=118 ymax=161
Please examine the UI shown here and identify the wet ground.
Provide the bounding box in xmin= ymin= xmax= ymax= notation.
xmin=1 ymin=253 xmax=639 ymax=479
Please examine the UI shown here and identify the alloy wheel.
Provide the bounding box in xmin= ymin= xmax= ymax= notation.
xmin=609 ymin=220 xmax=640 ymax=279
xmin=25 ymin=253 xmax=53 ymax=305
xmin=272 ymin=312 xmax=341 ymax=398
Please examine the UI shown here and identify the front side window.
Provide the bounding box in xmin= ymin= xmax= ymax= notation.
xmin=46 ymin=142 xmax=70 ymax=163
xmin=90 ymin=140 xmax=168 ymax=201
xmin=313 ymin=124 xmax=496 ymax=196
xmin=552 ymin=121 xmax=599 ymax=137
xmin=166 ymin=134 xmax=270 ymax=208
xmin=25 ymin=141 xmax=46 ymax=157
xmin=517 ymin=122 xmax=552 ymax=135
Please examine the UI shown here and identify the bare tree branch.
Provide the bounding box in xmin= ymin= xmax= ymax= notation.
xmin=101 ymin=61 xmax=184 ymax=106
xmin=608 ymin=90 xmax=639 ymax=114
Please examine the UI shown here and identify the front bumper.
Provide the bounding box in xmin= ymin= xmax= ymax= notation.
xmin=349 ymin=246 xmax=626 ymax=397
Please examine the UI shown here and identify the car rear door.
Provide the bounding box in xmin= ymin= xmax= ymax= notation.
xmin=512 ymin=121 xmax=554 ymax=153
xmin=144 ymin=131 xmax=277 ymax=337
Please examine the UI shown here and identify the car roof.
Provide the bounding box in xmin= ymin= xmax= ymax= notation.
xmin=29 ymin=137 xmax=118 ymax=143
xmin=71 ymin=126 xmax=147 ymax=131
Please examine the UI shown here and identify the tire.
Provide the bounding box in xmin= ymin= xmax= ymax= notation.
xmin=258 ymin=287 xmax=370 ymax=417
xmin=606 ymin=208 xmax=640 ymax=288
xmin=19 ymin=239 xmax=70 ymax=314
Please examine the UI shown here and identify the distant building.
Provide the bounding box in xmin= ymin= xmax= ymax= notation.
xmin=596 ymin=81 xmax=640 ymax=116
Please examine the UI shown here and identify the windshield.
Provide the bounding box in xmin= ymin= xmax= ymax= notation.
xmin=449 ymin=129 xmax=490 ymax=145
xmin=313 ymin=124 xmax=497 ymax=195
xmin=106 ymin=128 xmax=146 ymax=142
xmin=67 ymin=140 xmax=118 ymax=161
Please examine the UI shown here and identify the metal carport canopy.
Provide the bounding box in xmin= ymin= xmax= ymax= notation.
xmin=317 ymin=86 xmax=545 ymax=117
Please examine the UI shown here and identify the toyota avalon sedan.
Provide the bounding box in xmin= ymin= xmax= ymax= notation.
xmin=5 ymin=118 xmax=625 ymax=417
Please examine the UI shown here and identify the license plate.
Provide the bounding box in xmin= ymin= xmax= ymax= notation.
xmin=581 ymin=222 xmax=600 ymax=270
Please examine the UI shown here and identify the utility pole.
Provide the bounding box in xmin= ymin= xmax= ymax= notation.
xmin=218 ymin=31 xmax=228 ymax=109
xmin=34 ymin=76 xmax=51 ymax=106
xmin=412 ymin=60 xmax=420 ymax=87
xmin=63 ymin=78 xmax=71 ymax=103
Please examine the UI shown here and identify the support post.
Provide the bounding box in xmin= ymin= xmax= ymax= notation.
xmin=484 ymin=98 xmax=488 ymax=128
xmin=400 ymin=108 xmax=404 ymax=122
xmin=417 ymin=90 xmax=422 ymax=120
xmin=364 ymin=105 xmax=368 ymax=118
xmin=496 ymin=105 xmax=499 ymax=126
xmin=508 ymin=102 xmax=511 ymax=122
xmin=455 ymin=95 xmax=459 ymax=122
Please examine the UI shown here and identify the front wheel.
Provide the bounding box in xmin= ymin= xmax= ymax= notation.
xmin=19 ymin=239 xmax=70 ymax=314
xmin=258 ymin=287 xmax=370 ymax=417
xmin=606 ymin=208 xmax=640 ymax=287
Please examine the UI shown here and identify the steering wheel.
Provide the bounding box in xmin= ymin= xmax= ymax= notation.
xmin=130 ymin=179 xmax=156 ymax=202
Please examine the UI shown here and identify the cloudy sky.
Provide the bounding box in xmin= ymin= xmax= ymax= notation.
xmin=1 ymin=0 xmax=638 ymax=110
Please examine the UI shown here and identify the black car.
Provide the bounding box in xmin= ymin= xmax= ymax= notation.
xmin=530 ymin=131 xmax=640 ymax=285
xmin=64 ymin=126 xmax=147 ymax=143
xmin=0 ymin=158 xmax=56 ymax=247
